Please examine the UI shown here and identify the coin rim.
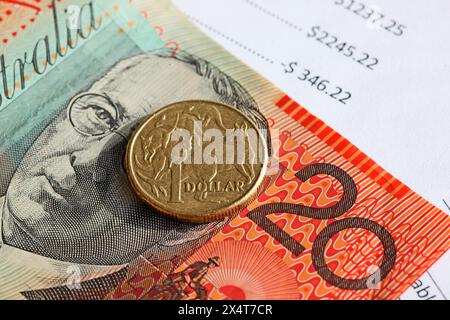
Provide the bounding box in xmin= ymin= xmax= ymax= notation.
xmin=125 ymin=100 xmax=268 ymax=224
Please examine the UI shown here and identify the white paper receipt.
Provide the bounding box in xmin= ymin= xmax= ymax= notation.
xmin=173 ymin=0 xmax=450 ymax=300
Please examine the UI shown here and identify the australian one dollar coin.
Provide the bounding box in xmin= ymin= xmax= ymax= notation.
xmin=126 ymin=100 xmax=268 ymax=223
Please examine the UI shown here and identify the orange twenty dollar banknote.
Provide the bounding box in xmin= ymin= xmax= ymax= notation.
xmin=107 ymin=0 xmax=450 ymax=300
xmin=0 ymin=0 xmax=448 ymax=300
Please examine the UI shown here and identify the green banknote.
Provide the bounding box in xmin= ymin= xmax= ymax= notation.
xmin=0 ymin=0 xmax=241 ymax=299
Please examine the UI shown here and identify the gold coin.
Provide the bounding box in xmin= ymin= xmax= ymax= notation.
xmin=126 ymin=100 xmax=268 ymax=223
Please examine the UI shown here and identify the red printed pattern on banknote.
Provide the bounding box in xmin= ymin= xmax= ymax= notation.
xmin=0 ymin=0 xmax=48 ymax=44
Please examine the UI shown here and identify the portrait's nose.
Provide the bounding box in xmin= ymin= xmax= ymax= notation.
xmin=70 ymin=134 xmax=128 ymax=182
xmin=70 ymin=147 xmax=108 ymax=183
xmin=43 ymin=155 xmax=77 ymax=191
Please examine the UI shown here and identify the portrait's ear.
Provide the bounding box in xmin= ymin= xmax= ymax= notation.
xmin=67 ymin=92 xmax=121 ymax=137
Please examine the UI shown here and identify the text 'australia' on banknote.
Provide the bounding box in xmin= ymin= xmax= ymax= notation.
xmin=0 ymin=0 xmax=448 ymax=300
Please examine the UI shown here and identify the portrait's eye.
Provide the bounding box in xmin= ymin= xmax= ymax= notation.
xmin=91 ymin=105 xmax=115 ymax=124
xmin=68 ymin=93 xmax=120 ymax=136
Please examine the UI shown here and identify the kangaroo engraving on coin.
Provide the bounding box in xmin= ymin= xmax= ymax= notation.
xmin=126 ymin=100 xmax=268 ymax=223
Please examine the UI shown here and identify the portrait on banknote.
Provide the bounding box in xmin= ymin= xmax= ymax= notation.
xmin=1 ymin=48 xmax=268 ymax=264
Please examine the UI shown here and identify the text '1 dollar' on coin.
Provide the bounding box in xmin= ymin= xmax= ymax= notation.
xmin=126 ymin=100 xmax=268 ymax=223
